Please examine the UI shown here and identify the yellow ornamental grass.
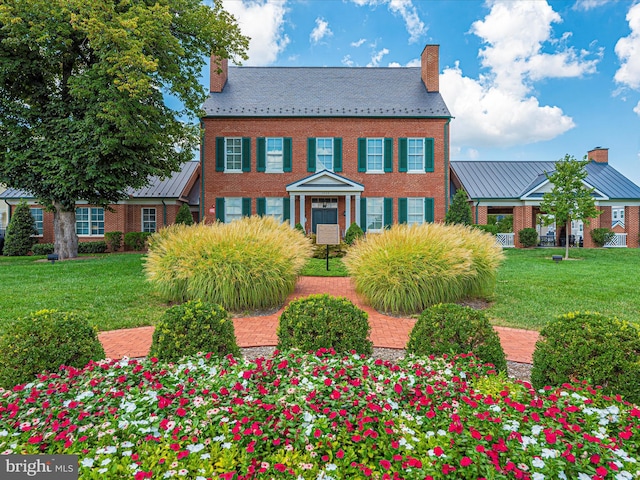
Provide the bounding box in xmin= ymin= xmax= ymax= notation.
xmin=343 ymin=223 xmax=505 ymax=314
xmin=145 ymin=216 xmax=313 ymax=311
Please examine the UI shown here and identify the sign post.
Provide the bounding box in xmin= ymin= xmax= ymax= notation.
xmin=315 ymin=224 xmax=341 ymax=271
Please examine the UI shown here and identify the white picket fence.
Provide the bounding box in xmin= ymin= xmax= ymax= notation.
xmin=604 ymin=233 xmax=627 ymax=248
xmin=496 ymin=233 xmax=515 ymax=248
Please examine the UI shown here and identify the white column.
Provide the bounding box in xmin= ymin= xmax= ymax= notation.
xmin=345 ymin=195 xmax=351 ymax=228
xmin=355 ymin=194 xmax=361 ymax=227
xmin=299 ymin=194 xmax=306 ymax=232
xmin=289 ymin=194 xmax=296 ymax=228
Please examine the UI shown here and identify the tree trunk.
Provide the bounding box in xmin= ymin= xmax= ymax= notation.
xmin=564 ymin=219 xmax=571 ymax=260
xmin=53 ymin=203 xmax=78 ymax=260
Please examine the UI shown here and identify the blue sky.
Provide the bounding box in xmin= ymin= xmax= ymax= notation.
xmin=211 ymin=0 xmax=640 ymax=186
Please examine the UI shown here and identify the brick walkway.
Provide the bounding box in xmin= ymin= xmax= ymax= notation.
xmin=98 ymin=277 xmax=539 ymax=364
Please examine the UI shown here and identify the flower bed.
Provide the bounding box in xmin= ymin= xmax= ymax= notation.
xmin=1 ymin=351 xmax=639 ymax=479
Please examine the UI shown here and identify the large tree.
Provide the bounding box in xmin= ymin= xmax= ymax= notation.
xmin=539 ymin=154 xmax=601 ymax=260
xmin=0 ymin=0 xmax=248 ymax=259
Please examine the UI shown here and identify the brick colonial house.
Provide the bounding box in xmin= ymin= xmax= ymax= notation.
xmin=200 ymin=45 xmax=452 ymax=235
xmin=0 ymin=161 xmax=200 ymax=245
xmin=451 ymin=148 xmax=640 ymax=248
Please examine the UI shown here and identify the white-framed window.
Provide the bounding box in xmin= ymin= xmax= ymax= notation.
xmin=31 ymin=208 xmax=44 ymax=236
xmin=407 ymin=198 xmax=424 ymax=226
xmin=142 ymin=208 xmax=156 ymax=233
xmin=613 ymin=210 xmax=618 ymax=220
xmin=367 ymin=138 xmax=383 ymax=172
xmin=407 ymin=138 xmax=424 ymax=172
xmin=265 ymin=198 xmax=284 ymax=221
xmin=266 ymin=137 xmax=283 ymax=172
xmin=366 ymin=198 xmax=384 ymax=232
xmin=76 ymin=207 xmax=104 ymax=236
xmin=225 ymin=198 xmax=243 ymax=223
xmin=225 ymin=137 xmax=242 ymax=172
xmin=316 ymin=138 xmax=333 ymax=172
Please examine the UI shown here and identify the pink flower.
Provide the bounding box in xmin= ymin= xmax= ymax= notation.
xmin=590 ymin=454 xmax=601 ymax=464
xmin=433 ymin=446 xmax=444 ymax=457
xmin=379 ymin=459 xmax=391 ymax=470
xmin=460 ymin=457 xmax=473 ymax=467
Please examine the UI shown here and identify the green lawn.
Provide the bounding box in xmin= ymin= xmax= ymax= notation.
xmin=0 ymin=248 xmax=638 ymax=333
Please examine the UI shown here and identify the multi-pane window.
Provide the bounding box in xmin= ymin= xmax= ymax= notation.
xmin=366 ymin=198 xmax=384 ymax=232
xmin=76 ymin=207 xmax=104 ymax=236
xmin=225 ymin=138 xmax=242 ymax=171
xmin=265 ymin=198 xmax=284 ymax=221
xmin=407 ymin=198 xmax=424 ymax=226
xmin=367 ymin=138 xmax=383 ymax=172
xmin=407 ymin=138 xmax=424 ymax=171
xmin=266 ymin=137 xmax=283 ymax=172
xmin=225 ymin=198 xmax=243 ymax=223
xmin=316 ymin=138 xmax=333 ymax=171
xmin=142 ymin=208 xmax=157 ymax=233
xmin=31 ymin=208 xmax=43 ymax=235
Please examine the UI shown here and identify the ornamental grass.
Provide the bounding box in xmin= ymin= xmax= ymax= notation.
xmin=343 ymin=223 xmax=504 ymax=314
xmin=145 ymin=216 xmax=312 ymax=311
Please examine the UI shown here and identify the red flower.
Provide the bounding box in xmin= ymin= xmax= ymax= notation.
xmin=177 ymin=450 xmax=189 ymax=460
xmin=274 ymin=464 xmax=286 ymax=472
xmin=433 ymin=446 xmax=444 ymax=456
xmin=336 ymin=449 xmax=345 ymax=459
xmin=460 ymin=457 xmax=473 ymax=467
xmin=590 ymin=454 xmax=601 ymax=464
xmin=379 ymin=459 xmax=391 ymax=470
xmin=176 ymin=407 xmax=187 ymax=417
xmin=596 ymin=466 xmax=608 ymax=476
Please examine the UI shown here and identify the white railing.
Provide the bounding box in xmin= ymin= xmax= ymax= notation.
xmin=496 ymin=233 xmax=515 ymax=248
xmin=604 ymin=233 xmax=627 ymax=248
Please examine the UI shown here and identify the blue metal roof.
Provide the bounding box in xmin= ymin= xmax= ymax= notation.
xmin=203 ymin=67 xmax=451 ymax=118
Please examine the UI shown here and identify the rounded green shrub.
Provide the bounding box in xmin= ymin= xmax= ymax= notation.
xmin=149 ymin=300 xmax=240 ymax=363
xmin=344 ymin=222 xmax=364 ymax=245
xmin=518 ymin=227 xmax=538 ymax=247
xmin=31 ymin=242 xmax=55 ymax=256
xmin=3 ymin=200 xmax=37 ymax=256
xmin=0 ymin=310 xmax=105 ymax=388
xmin=277 ymin=294 xmax=372 ymax=355
xmin=175 ymin=203 xmax=194 ymax=225
xmin=531 ymin=312 xmax=640 ymax=404
xmin=590 ymin=227 xmax=615 ymax=247
xmin=406 ymin=303 xmax=507 ymax=372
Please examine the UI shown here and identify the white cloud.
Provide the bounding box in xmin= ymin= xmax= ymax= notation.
xmin=222 ymin=0 xmax=290 ymax=66
xmin=367 ymin=48 xmax=389 ymax=67
xmin=350 ymin=0 xmax=426 ymax=43
xmin=442 ymin=0 xmax=599 ymax=152
xmin=310 ymin=17 xmax=333 ymax=45
xmin=351 ymin=38 xmax=367 ymax=48
xmin=614 ymin=3 xmax=640 ymax=90
xmin=572 ymin=0 xmax=614 ymax=11
xmin=634 ymin=100 xmax=640 ymax=116
xmin=342 ymin=55 xmax=355 ymax=67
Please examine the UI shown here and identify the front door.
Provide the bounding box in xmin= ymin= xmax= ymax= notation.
xmin=311 ymin=198 xmax=338 ymax=234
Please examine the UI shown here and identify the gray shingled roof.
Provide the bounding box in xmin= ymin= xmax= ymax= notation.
xmin=203 ymin=67 xmax=451 ymax=118
xmin=451 ymin=160 xmax=640 ymax=200
xmin=0 ymin=162 xmax=200 ymax=201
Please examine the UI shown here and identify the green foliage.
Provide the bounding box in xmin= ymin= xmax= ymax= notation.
xmin=474 ymin=224 xmax=498 ymax=235
xmin=277 ymin=294 xmax=372 ymax=355
xmin=445 ymin=189 xmax=472 ymax=225
xmin=175 ymin=204 xmax=194 ymax=225
xmin=406 ymin=303 xmax=507 ymax=372
xmin=145 ymin=216 xmax=313 ymax=311
xmin=0 ymin=0 xmax=248 ymax=257
xmin=486 ymin=215 xmax=512 ymax=232
xmin=124 ymin=232 xmax=152 ymax=251
xmin=31 ymin=243 xmax=55 ymax=256
xmin=294 ymin=223 xmax=305 ymax=233
xmin=3 ymin=200 xmax=38 ymax=256
xmin=78 ymin=241 xmax=107 ymax=254
xmin=0 ymin=309 xmax=105 ymax=388
xmin=104 ymin=231 xmax=123 ymax=252
xmin=531 ymin=312 xmax=640 ymax=404
xmin=309 ymin=234 xmax=348 ymax=259
xmin=344 ymin=222 xmax=364 ymax=245
xmin=149 ymin=300 xmax=240 ymax=363
xmin=300 ymin=257 xmax=349 ymax=277
xmin=518 ymin=228 xmax=538 ymax=248
xmin=590 ymin=227 xmax=615 ymax=247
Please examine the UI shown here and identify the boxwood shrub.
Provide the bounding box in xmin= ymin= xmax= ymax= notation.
xmin=531 ymin=311 xmax=640 ymax=405
xmin=590 ymin=227 xmax=615 ymax=247
xmin=0 ymin=310 xmax=105 ymax=388
xmin=344 ymin=222 xmax=364 ymax=245
xmin=31 ymin=243 xmax=55 ymax=256
xmin=149 ymin=300 xmax=240 ymax=363
xmin=78 ymin=241 xmax=108 ymax=254
xmin=277 ymin=294 xmax=372 ymax=355
xmin=406 ymin=303 xmax=507 ymax=372
xmin=518 ymin=227 xmax=538 ymax=247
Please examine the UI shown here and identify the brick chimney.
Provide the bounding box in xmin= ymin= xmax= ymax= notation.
xmin=421 ymin=44 xmax=440 ymax=92
xmin=588 ymin=147 xmax=608 ymax=164
xmin=210 ymin=56 xmax=228 ymax=93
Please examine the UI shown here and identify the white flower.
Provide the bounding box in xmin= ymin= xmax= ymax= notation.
xmin=80 ymin=458 xmax=95 ymax=468
xmin=578 ymin=473 xmax=591 ymax=480
xmin=615 ymin=472 xmax=633 ymax=480
xmin=0 ymin=431 xmax=7 ymax=437
xmin=540 ymin=448 xmax=558 ymax=459
xmin=532 ymin=473 xmax=545 ymax=480
xmin=531 ymin=425 xmax=543 ymax=436
xmin=200 ymin=453 xmax=211 ymax=460
xmin=122 ymin=451 xmax=132 ymax=457
xmin=121 ymin=441 xmax=134 ymax=448
xmin=178 ymin=469 xmax=188 ymax=476
xmin=100 ymin=458 xmax=111 ymax=466
xmin=532 ymin=458 xmax=545 ymax=469
xmin=98 ymin=468 xmax=107 ymax=474
xmin=222 ymin=442 xmax=232 ymax=449
xmin=187 ymin=443 xmax=205 ymax=453
xmin=325 ymin=464 xmax=337 ymax=471
xmin=558 ymin=472 xmax=567 ymax=480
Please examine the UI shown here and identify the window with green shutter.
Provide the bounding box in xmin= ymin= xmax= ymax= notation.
xmin=398 ymin=139 xmax=408 ymax=173
xmin=242 ymin=198 xmax=252 ymax=217
xmin=216 ymin=137 xmax=225 ymax=172
xmin=425 ymin=138 xmax=434 ymax=172
xmin=384 ymin=138 xmax=393 ymax=172
xmin=425 ymin=197 xmax=435 ymax=223
xmin=215 ymin=197 xmax=225 ymax=222
xmin=398 ymin=197 xmax=408 ymax=223
xmin=384 ymin=197 xmax=393 ymax=227
xmin=256 ymin=197 xmax=266 ymax=216
xmin=360 ymin=197 xmax=367 ymax=232
xmin=283 ymin=197 xmax=290 ymax=221
xmin=242 ymin=138 xmax=251 ymax=172
xmin=283 ymin=138 xmax=292 ymax=172
xmin=307 ymin=138 xmax=316 ymax=172
xmin=333 ymin=138 xmax=342 ymax=172
xmin=358 ymin=138 xmax=367 ymax=172
xmin=257 ymin=138 xmax=266 ymax=172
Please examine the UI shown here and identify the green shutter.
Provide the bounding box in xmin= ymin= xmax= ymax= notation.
xmin=216 ymin=137 xmax=225 ymax=172
xmin=334 ymin=138 xmax=342 ymax=172
xmin=360 ymin=197 xmax=367 ymax=232
xmin=242 ymin=198 xmax=251 ymax=217
xmin=425 ymin=197 xmax=434 ymax=223
xmin=384 ymin=138 xmax=393 ymax=172
xmin=242 ymin=137 xmax=251 ymax=172
xmin=398 ymin=138 xmax=407 ymax=172
xmin=398 ymin=197 xmax=407 ymax=224
xmin=257 ymin=138 xmax=266 ymax=172
xmin=256 ymin=197 xmax=266 ymax=216
xmin=215 ymin=197 xmax=225 ymax=222
xmin=425 ymin=138 xmax=434 ymax=172
xmin=307 ymin=138 xmax=316 ymax=172
xmin=384 ymin=198 xmax=393 ymax=227
xmin=283 ymin=197 xmax=290 ymax=221
xmin=283 ymin=137 xmax=292 ymax=172
xmin=358 ymin=138 xmax=367 ymax=172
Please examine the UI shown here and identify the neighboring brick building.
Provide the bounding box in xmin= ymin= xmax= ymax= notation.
xmin=201 ymin=45 xmax=452 ymax=235
xmin=0 ymin=162 xmax=200 ymax=246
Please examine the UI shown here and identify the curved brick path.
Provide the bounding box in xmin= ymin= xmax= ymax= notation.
xmin=98 ymin=277 xmax=539 ymax=364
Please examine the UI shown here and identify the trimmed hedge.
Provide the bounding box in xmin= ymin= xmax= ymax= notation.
xmin=32 ymin=243 xmax=55 ymax=256
xmin=518 ymin=228 xmax=538 ymax=248
xmin=124 ymin=232 xmax=152 ymax=251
